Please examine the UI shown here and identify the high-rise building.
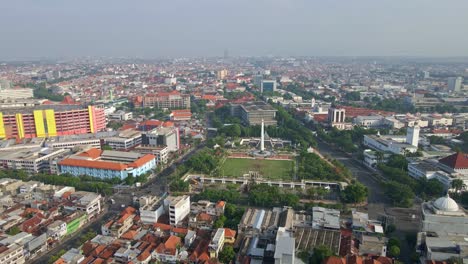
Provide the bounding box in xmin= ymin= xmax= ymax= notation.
xmin=0 ymin=105 xmax=105 ymax=139
xmin=217 ymin=69 xmax=228 ymax=80
xmin=260 ymin=80 xmax=277 ymax=93
xmin=141 ymin=127 xmax=180 ymax=152
xmin=448 ymin=77 xmax=463 ymax=92
xmin=423 ymin=71 xmax=430 ymax=79
xmin=165 ymin=195 xmax=190 ymax=226
xmin=406 ymin=125 xmax=420 ymax=147
xmin=253 ymin=74 xmax=263 ymax=88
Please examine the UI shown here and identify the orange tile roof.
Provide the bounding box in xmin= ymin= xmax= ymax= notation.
xmin=122 ymin=206 xmax=136 ymax=215
xmin=117 ymin=213 xmax=131 ymax=224
xmin=60 ymin=153 xmax=154 ymax=171
xmin=137 ymin=247 xmax=152 ymax=261
xmin=199 ymin=252 xmax=210 ymax=262
xmin=202 ymin=95 xmax=218 ymax=100
xmin=59 ymin=158 xmax=127 ymax=171
xmin=215 ymin=201 xmax=225 ymax=208
xmin=121 ymin=230 xmax=138 ymax=240
xmin=90 ymin=245 xmax=106 ymax=257
xmin=154 ymin=223 xmax=171 ymax=231
xmin=197 ymin=213 xmax=212 ymax=222
xmin=171 ymin=227 xmax=188 ymax=235
xmin=140 ymin=120 xmax=163 ymax=127
xmin=78 ymin=148 xmax=103 ymax=159
xmin=128 ymin=154 xmax=156 ymax=167
xmin=224 ymin=228 xmax=236 ymax=238
xmin=164 ymin=235 xmax=181 ymax=249
xmin=163 ymin=121 xmax=174 ymax=127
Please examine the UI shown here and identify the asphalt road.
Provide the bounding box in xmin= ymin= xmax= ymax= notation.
xmin=316 ymin=140 xmax=420 ymax=263
xmin=316 ymin=140 xmax=388 ymax=205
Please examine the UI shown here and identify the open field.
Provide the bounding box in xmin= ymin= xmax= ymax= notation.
xmin=220 ymin=158 xmax=294 ymax=180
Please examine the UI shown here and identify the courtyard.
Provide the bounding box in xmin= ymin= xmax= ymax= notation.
xmin=219 ymin=157 xmax=295 ymax=180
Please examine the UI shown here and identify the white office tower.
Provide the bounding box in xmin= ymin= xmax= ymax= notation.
xmin=165 ymin=195 xmax=190 ymax=226
xmin=448 ymin=77 xmax=463 ymax=92
xmin=406 ymin=125 xmax=420 ymax=147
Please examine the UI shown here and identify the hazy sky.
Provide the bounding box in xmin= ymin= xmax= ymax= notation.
xmin=2 ymin=0 xmax=468 ymax=59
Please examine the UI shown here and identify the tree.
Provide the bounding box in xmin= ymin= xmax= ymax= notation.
xmin=170 ymin=179 xmax=190 ymax=192
xmin=448 ymin=257 xmax=464 ymax=264
xmin=125 ymin=175 xmax=135 ymax=185
xmin=452 ymin=179 xmax=466 ymax=192
xmin=421 ymin=179 xmax=445 ymax=198
xmin=219 ymin=246 xmax=235 ymax=264
xmin=384 ymin=181 xmax=414 ymax=207
xmin=310 ymin=245 xmax=334 ymax=264
xmin=7 ymin=226 xmax=20 ymax=236
xmin=388 ymin=237 xmax=401 ymax=248
xmin=375 ymin=151 xmax=384 ymax=164
xmin=388 ymin=245 xmax=400 ymax=257
xmin=387 ymin=154 xmax=408 ymax=170
xmin=101 ymin=145 xmax=113 ymax=150
xmin=341 ymin=182 xmax=368 ymax=204
xmin=213 ymin=215 xmax=227 ymax=229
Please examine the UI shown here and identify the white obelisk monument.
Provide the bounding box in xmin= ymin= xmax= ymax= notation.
xmin=260 ymin=119 xmax=265 ymax=152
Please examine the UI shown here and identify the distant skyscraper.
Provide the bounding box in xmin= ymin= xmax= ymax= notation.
xmin=448 ymin=77 xmax=463 ymax=92
xmin=253 ymin=74 xmax=263 ymax=88
xmin=423 ymin=71 xmax=430 ymax=79
xmin=223 ymin=49 xmax=229 ymax=59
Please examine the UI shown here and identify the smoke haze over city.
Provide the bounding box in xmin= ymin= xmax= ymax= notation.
xmin=2 ymin=0 xmax=468 ymax=59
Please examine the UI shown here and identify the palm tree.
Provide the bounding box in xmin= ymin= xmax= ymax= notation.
xmin=451 ymin=179 xmax=466 ymax=192
xmin=375 ymin=151 xmax=384 ymax=164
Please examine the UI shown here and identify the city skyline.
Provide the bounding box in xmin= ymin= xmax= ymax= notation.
xmin=2 ymin=0 xmax=468 ymax=59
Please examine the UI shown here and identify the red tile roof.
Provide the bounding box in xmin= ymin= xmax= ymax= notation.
xmin=439 ymin=152 xmax=468 ymax=169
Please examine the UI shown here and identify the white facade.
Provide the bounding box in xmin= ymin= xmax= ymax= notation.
xmin=274 ymin=227 xmax=295 ymax=264
xmin=354 ymin=115 xmax=383 ymax=128
xmin=108 ymin=110 xmax=133 ymax=121
xmin=139 ymin=195 xmax=165 ymax=224
xmin=209 ymin=228 xmax=225 ymax=258
xmin=406 ymin=125 xmax=420 ymax=147
xmin=448 ymin=77 xmax=463 ymax=92
xmin=408 ymin=161 xmax=452 ymax=188
xmin=46 ymin=220 xmax=67 ymax=240
xmin=166 ymin=195 xmax=190 ymax=226
xmin=363 ymin=134 xmax=418 ymax=155
xmin=417 ymin=195 xmax=468 ymax=261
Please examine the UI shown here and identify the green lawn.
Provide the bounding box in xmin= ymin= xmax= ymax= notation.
xmin=220 ymin=158 xmax=294 ymax=180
